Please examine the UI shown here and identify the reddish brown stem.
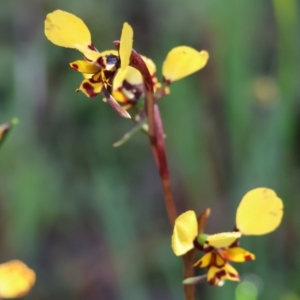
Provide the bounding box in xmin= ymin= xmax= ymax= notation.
xmin=153 ymin=104 xmax=177 ymax=224
xmin=153 ymin=104 xmax=195 ymax=300
xmin=131 ymin=49 xmax=195 ymax=300
xmin=113 ymin=41 xmax=196 ymax=300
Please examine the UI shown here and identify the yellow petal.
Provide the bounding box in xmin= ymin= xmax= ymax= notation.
xmin=113 ymin=68 xmax=129 ymax=90
xmin=220 ymin=247 xmax=255 ymax=262
xmin=194 ymin=252 xmax=212 ymax=268
xmin=162 ymin=46 xmax=209 ymax=83
xmin=76 ymin=79 xmax=103 ymax=98
xmin=70 ymin=60 xmax=100 ymax=74
xmin=82 ymin=73 xmax=94 ymax=79
xmin=223 ymin=263 xmax=240 ymax=282
xmin=119 ymin=22 xmax=133 ymax=71
xmin=124 ymin=67 xmax=143 ymax=85
xmin=207 ymin=266 xmax=226 ymax=285
xmin=171 ymin=210 xmax=198 ymax=256
xmin=45 ymin=10 xmax=92 ymax=53
xmin=236 ymin=188 xmax=284 ymax=235
xmin=207 ymin=264 xmax=240 ymax=285
xmin=112 ymin=90 xmax=128 ymax=103
xmin=92 ymin=70 xmax=105 ymax=82
xmin=204 ymin=232 xmax=241 ymax=249
xmin=128 ymin=56 xmax=156 ymax=84
xmin=0 ymin=260 xmax=35 ymax=298
xmin=215 ymin=252 xmax=226 ymax=267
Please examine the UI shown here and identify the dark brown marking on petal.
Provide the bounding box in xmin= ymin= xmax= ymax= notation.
xmin=162 ymin=76 xmax=171 ymax=85
xmin=216 ymin=269 xmax=226 ymax=279
xmin=229 ymin=230 xmax=240 ymax=248
xmin=210 ymin=252 xmax=217 ymax=265
xmin=244 ymin=254 xmax=253 ymax=261
xmin=90 ymin=76 xmax=100 ymax=84
xmin=194 ymin=260 xmax=202 ymax=267
xmin=104 ymin=70 xmax=116 ymax=81
xmin=228 ymin=272 xmax=240 ymax=280
xmin=229 ymin=239 xmax=240 ymax=248
xmin=71 ymin=63 xmax=78 ymax=70
xmin=88 ymin=44 xmax=97 ymax=51
xmin=97 ymin=56 xmax=106 ymax=68
xmin=203 ymin=245 xmax=214 ymax=253
xmin=215 ymin=253 xmax=226 ymax=268
xmin=208 ymin=269 xmax=226 ymax=285
xmin=233 ymin=226 xmax=240 ymax=232
xmin=82 ymin=82 xmax=97 ymax=98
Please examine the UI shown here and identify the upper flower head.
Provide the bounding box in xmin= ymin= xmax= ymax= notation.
xmin=44 ymin=10 xmax=210 ymax=122
xmin=171 ymin=188 xmax=284 ymax=285
xmin=44 ymin=10 xmax=133 ymax=119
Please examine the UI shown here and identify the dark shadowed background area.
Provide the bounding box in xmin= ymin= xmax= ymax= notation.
xmin=0 ymin=0 xmax=299 ymax=299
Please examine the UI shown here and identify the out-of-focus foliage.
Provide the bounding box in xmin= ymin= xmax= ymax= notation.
xmin=0 ymin=0 xmax=299 ymax=299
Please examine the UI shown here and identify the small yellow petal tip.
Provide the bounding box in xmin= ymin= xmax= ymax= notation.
xmin=119 ymin=22 xmax=133 ymax=71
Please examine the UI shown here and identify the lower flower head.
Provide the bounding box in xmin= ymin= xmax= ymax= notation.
xmin=171 ymin=188 xmax=283 ymax=285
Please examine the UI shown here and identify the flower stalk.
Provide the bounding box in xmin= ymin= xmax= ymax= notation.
xmin=126 ymin=47 xmax=197 ymax=300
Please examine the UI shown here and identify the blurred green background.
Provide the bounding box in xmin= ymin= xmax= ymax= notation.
xmin=0 ymin=0 xmax=299 ymax=299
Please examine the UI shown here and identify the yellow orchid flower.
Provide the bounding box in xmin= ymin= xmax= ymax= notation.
xmin=44 ymin=10 xmax=133 ymax=119
xmin=171 ymin=188 xmax=283 ymax=285
xmin=0 ymin=260 xmax=35 ymax=298
xmin=44 ymin=10 xmax=209 ymax=117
